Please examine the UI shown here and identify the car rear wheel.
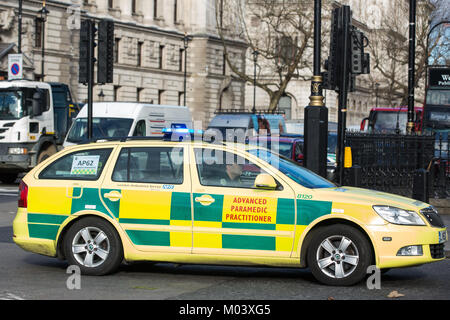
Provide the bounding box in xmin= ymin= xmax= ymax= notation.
xmin=64 ymin=217 xmax=123 ymax=275
xmin=307 ymin=224 xmax=373 ymax=286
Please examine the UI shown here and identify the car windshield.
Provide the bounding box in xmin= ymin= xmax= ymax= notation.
xmin=249 ymin=149 xmax=335 ymax=189
xmin=0 ymin=89 xmax=24 ymax=120
xmin=374 ymin=111 xmax=408 ymax=133
xmin=66 ymin=117 xmax=134 ymax=143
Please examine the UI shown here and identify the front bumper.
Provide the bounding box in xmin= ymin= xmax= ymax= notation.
xmin=368 ymin=223 xmax=447 ymax=269
xmin=0 ymin=143 xmax=33 ymax=172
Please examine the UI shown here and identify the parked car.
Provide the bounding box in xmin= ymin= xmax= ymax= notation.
xmin=248 ymin=135 xmax=304 ymax=164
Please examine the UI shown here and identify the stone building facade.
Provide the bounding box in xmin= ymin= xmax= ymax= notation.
xmin=0 ymin=0 xmax=247 ymax=126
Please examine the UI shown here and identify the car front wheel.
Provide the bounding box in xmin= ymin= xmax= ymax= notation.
xmin=307 ymin=224 xmax=373 ymax=286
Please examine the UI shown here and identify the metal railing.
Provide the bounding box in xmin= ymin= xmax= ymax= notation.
xmin=342 ymin=132 xmax=449 ymax=199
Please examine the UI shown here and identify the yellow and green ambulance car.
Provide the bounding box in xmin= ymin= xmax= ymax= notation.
xmin=13 ymin=139 xmax=447 ymax=286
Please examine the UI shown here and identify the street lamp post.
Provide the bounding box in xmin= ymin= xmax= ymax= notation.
xmin=304 ymin=0 xmax=328 ymax=178
xmin=18 ymin=0 xmax=22 ymax=53
xmin=252 ymin=50 xmax=259 ymax=114
xmin=407 ymin=0 xmax=416 ymax=133
xmin=182 ymin=33 xmax=191 ymax=106
xmin=38 ymin=2 xmax=50 ymax=81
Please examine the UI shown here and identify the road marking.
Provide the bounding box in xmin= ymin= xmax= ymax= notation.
xmin=0 ymin=292 xmax=25 ymax=300
xmin=0 ymin=193 xmax=17 ymax=196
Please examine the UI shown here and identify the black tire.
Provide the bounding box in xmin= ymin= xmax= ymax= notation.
xmin=63 ymin=217 xmax=123 ymax=276
xmin=307 ymin=224 xmax=373 ymax=286
xmin=381 ymin=268 xmax=391 ymax=274
xmin=0 ymin=173 xmax=18 ymax=184
xmin=37 ymin=145 xmax=57 ymax=164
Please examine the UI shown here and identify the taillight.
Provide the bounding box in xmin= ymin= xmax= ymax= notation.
xmin=18 ymin=181 xmax=28 ymax=208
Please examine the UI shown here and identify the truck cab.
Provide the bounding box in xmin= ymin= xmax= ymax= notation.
xmin=0 ymin=80 xmax=76 ymax=183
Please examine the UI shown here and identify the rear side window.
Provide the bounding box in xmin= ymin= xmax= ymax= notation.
xmin=112 ymin=147 xmax=184 ymax=184
xmin=39 ymin=148 xmax=112 ymax=180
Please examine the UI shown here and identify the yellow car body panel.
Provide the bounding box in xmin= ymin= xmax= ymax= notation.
xmin=12 ymin=140 xmax=447 ymax=272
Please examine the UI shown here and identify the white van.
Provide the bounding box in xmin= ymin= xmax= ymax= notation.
xmin=63 ymin=102 xmax=192 ymax=147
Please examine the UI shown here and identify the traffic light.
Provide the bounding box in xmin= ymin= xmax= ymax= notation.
xmin=349 ymin=27 xmax=370 ymax=75
xmin=350 ymin=27 xmax=363 ymax=74
xmin=97 ymin=20 xmax=114 ymax=84
xmin=326 ymin=7 xmax=340 ymax=90
xmin=79 ymin=20 xmax=96 ymax=84
xmin=79 ymin=20 xmax=90 ymax=84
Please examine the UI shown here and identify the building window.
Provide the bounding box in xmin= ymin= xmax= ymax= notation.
xmin=179 ymin=48 xmax=184 ymax=72
xmin=35 ymin=18 xmax=43 ymax=48
xmin=223 ymin=53 xmax=227 ymax=76
xmin=158 ymin=90 xmax=165 ymax=104
xmin=114 ymin=86 xmax=121 ymax=101
xmin=174 ymin=0 xmax=178 ymax=23
xmin=278 ymin=95 xmax=292 ymax=120
xmin=159 ymin=45 xmax=165 ymax=69
xmin=178 ymin=92 xmax=184 ymax=106
xmin=137 ymin=41 xmax=143 ymax=66
xmin=153 ymin=0 xmax=158 ymax=19
xmin=132 ymin=0 xmax=137 ymax=14
xmin=108 ymin=0 xmax=114 ymax=9
xmin=114 ymin=38 xmax=120 ymax=63
xmin=137 ymin=87 xmax=144 ymax=102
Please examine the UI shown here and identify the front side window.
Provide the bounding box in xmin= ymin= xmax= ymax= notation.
xmin=66 ymin=117 xmax=133 ymax=143
xmin=194 ymin=148 xmax=271 ymax=189
xmin=39 ymin=148 xmax=112 ymax=180
xmin=112 ymin=147 xmax=184 ymax=184
xmin=132 ymin=120 xmax=146 ymax=136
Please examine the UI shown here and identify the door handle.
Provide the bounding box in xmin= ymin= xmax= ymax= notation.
xmin=195 ymin=195 xmax=215 ymax=206
xmin=67 ymin=184 xmax=83 ymax=199
xmin=104 ymin=190 xmax=122 ymax=202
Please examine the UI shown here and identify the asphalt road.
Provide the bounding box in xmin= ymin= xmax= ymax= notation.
xmin=0 ymin=183 xmax=449 ymax=301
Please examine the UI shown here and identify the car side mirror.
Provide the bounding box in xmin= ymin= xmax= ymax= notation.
xmin=254 ymin=173 xmax=277 ymax=190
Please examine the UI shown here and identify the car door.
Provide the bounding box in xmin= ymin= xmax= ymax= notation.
xmin=29 ymin=147 xmax=114 ymax=240
xmin=190 ymin=146 xmax=296 ymax=258
xmin=100 ymin=144 xmax=192 ymax=253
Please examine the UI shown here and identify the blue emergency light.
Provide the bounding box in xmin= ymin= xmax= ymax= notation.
xmin=162 ymin=128 xmax=204 ymax=141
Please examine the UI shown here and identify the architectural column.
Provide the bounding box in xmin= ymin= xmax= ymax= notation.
xmin=96 ymin=0 xmax=108 ymax=14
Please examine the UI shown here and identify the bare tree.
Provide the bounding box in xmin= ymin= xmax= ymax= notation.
xmin=216 ymin=0 xmax=325 ymax=112
xmin=368 ymin=1 xmax=446 ymax=106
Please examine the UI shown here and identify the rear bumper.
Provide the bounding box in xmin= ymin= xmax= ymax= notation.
xmin=12 ymin=208 xmax=57 ymax=257
xmin=368 ymin=224 xmax=447 ymax=269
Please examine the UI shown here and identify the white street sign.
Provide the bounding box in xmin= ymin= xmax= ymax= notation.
xmin=8 ymin=54 xmax=23 ymax=80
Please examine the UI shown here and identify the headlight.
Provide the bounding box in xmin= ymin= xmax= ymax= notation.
xmin=8 ymin=147 xmax=28 ymax=155
xmin=373 ymin=206 xmax=426 ymax=226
